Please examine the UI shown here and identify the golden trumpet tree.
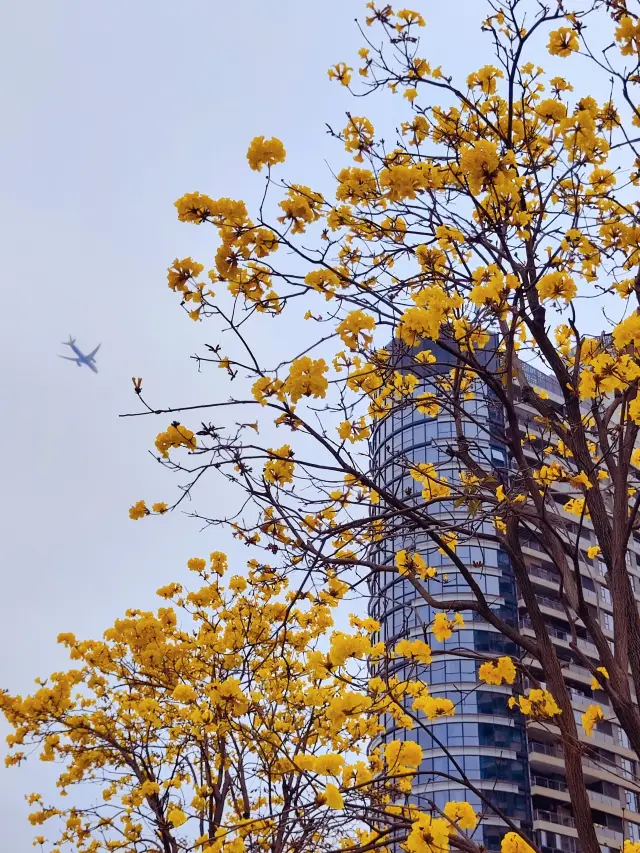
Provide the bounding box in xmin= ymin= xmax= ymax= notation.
xmin=10 ymin=2 xmax=640 ymax=853
xmin=3 ymin=559 xmax=477 ymax=853
xmin=120 ymin=2 xmax=640 ymax=851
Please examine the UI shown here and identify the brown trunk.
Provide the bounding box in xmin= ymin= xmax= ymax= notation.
xmin=509 ymin=533 xmax=601 ymax=853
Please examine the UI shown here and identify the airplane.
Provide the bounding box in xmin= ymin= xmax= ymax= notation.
xmin=59 ymin=336 xmax=100 ymax=374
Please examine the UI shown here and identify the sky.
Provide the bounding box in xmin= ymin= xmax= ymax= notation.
xmin=0 ymin=1 xmax=613 ymax=848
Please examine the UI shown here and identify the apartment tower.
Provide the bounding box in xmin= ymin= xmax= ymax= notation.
xmin=369 ymin=339 xmax=640 ymax=853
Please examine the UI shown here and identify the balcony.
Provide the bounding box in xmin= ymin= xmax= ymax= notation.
xmin=576 ymin=636 xmax=600 ymax=658
xmin=530 ymin=741 xmax=563 ymax=759
xmin=519 ymin=618 xmax=600 ymax=663
xmin=595 ymin=825 xmax=624 ymax=843
xmin=529 ymin=564 xmax=559 ymax=584
xmin=536 ymin=595 xmax=566 ymax=614
xmin=563 ymin=662 xmax=592 ymax=683
xmin=532 ymin=775 xmax=567 ymax=793
xmin=533 ymin=810 xmax=622 ymax=843
xmin=583 ymin=756 xmax=635 ymax=782
xmin=588 ymin=791 xmax=622 ymax=809
xmin=534 ymin=809 xmax=575 ymax=829
xmin=519 ymin=616 xmax=568 ymax=640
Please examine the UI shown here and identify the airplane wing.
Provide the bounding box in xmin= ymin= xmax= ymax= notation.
xmin=87 ymin=361 xmax=99 ymax=374
xmin=87 ymin=343 xmax=101 ymax=360
xmin=58 ymin=355 xmax=78 ymax=362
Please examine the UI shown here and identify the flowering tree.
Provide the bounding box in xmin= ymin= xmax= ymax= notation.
xmin=10 ymin=1 xmax=640 ymax=852
xmin=118 ymin=2 xmax=640 ymax=852
xmin=4 ymin=562 xmax=480 ymax=853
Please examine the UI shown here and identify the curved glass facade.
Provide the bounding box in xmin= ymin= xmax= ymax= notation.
xmin=368 ymin=341 xmax=531 ymax=850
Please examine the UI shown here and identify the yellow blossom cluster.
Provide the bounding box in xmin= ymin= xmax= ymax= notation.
xmin=509 ymin=689 xmax=562 ymax=719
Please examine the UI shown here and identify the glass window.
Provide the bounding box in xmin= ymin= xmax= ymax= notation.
xmin=437 ymin=418 xmax=455 ymax=438
xmin=618 ymin=727 xmax=631 ymax=749
xmin=622 ymin=758 xmax=635 ymax=780
xmin=413 ymin=422 xmax=426 ymax=445
xmin=412 ymin=445 xmax=427 ymax=464
xmin=628 ymin=821 xmax=640 ymax=843
xmin=603 ymin=612 xmax=614 ymax=631
xmin=600 ymin=585 xmax=612 ymax=605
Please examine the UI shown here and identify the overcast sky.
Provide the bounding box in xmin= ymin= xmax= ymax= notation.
xmin=0 ymin=1 xmax=614 ymax=847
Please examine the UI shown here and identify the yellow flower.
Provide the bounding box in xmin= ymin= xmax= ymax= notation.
xmin=570 ymin=471 xmax=592 ymax=490
xmin=264 ymin=445 xmax=295 ymax=485
xmin=432 ymin=613 xmax=463 ymax=642
xmin=395 ymin=638 xmax=433 ymax=665
xmin=406 ymin=813 xmax=450 ymax=853
xmin=246 ymin=136 xmax=286 ymax=172
xmin=337 ymin=310 xmax=376 ymax=350
xmin=564 ymin=497 xmax=589 ymax=518
xmin=587 ymin=545 xmax=600 ymax=559
xmin=342 ymin=116 xmax=374 ymax=162
xmin=188 ymin=556 xmax=206 ymax=573
xmin=582 ymin=704 xmax=605 ymax=736
xmin=278 ymin=185 xmax=324 ymax=234
xmin=615 ymin=16 xmax=640 ymax=56
xmin=478 ymin=656 xmax=516 ymax=686
xmin=210 ymin=552 xmax=227 ymax=575
xmin=438 ymin=531 xmax=457 ymax=554
xmin=501 ymin=831 xmax=536 ymax=853
xmin=396 ymin=9 xmax=426 ymax=28
xmin=459 ymin=139 xmax=500 ymax=195
xmin=167 ymin=257 xmax=204 ymax=292
xmin=443 ymin=800 xmax=477 ymax=830
xmin=395 ymin=549 xmax=427 ymax=576
xmin=337 ymin=417 xmax=370 ymax=443
xmin=467 ymin=65 xmax=504 ymax=95
xmin=590 ymin=667 xmax=609 ymax=691
xmin=509 ymin=689 xmax=561 ymax=719
xmin=323 ymin=782 xmax=344 ymax=810
xmin=172 ymin=684 xmax=197 ymax=703
xmin=413 ymin=694 xmax=455 ymax=720
xmin=385 ymin=740 xmax=423 ymax=769
xmin=151 ymin=502 xmax=168 ymax=514
xmin=229 ymin=576 xmax=247 ymax=593
xmin=535 ymin=99 xmax=568 ymax=124
xmin=167 ymin=807 xmax=187 ymax=828
xmin=613 ymin=313 xmax=640 ymax=350
xmin=155 ymin=424 xmax=197 ymax=458
xmin=129 ymin=500 xmax=148 ymax=520
xmin=283 ymin=357 xmax=329 ymax=403
xmin=548 ymin=27 xmax=579 ymax=57
xmin=536 ymin=271 xmax=577 ymax=303
xmin=328 ymin=62 xmax=352 ymax=86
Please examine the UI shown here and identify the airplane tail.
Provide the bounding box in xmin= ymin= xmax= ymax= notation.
xmin=62 ymin=335 xmax=76 ymax=346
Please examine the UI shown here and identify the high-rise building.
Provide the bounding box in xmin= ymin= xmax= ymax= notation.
xmin=368 ymin=340 xmax=640 ymax=853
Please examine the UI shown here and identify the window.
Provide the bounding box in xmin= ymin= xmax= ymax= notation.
xmin=627 ymin=821 xmax=640 ymax=843
xmin=626 ymin=791 xmax=639 ymax=812
xmin=437 ymin=418 xmax=455 ymax=438
xmin=603 ymin=612 xmax=614 ymax=631
xmin=490 ymin=445 xmax=506 ymax=464
xmin=600 ymin=585 xmax=612 ymax=605
xmin=618 ymin=727 xmax=631 ymax=749
xmin=539 ymin=830 xmax=555 ymax=849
